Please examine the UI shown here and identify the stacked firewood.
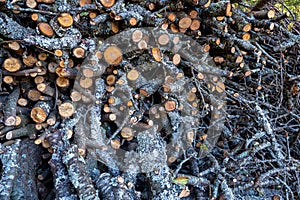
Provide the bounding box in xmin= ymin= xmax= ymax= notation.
xmin=0 ymin=0 xmax=299 ymax=199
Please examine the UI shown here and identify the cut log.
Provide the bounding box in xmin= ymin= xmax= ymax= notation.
xmin=252 ymin=10 xmax=275 ymax=19
xmin=58 ymin=101 xmax=75 ymax=118
xmin=129 ymin=17 xmax=138 ymax=26
xmin=36 ymin=0 xmax=54 ymax=3
xmin=151 ymin=47 xmax=162 ymax=62
xmin=89 ymin=12 xmax=97 ymax=19
xmin=158 ymin=34 xmax=170 ymax=46
xmin=37 ymin=83 xmax=55 ymax=97
xmin=132 ymin=29 xmax=143 ymax=42
xmin=100 ymin=0 xmax=115 ymax=8
xmin=8 ymin=41 xmax=21 ymax=51
xmin=103 ymin=45 xmax=122 ymax=65
xmin=242 ymin=33 xmax=251 ymax=41
xmin=178 ymin=16 xmax=192 ymax=29
xmin=57 ymin=13 xmax=74 ymax=28
xmin=121 ymin=127 xmax=133 ymax=139
xmin=137 ymin=40 xmax=147 ymax=49
xmin=31 ymin=13 xmax=39 ymax=21
xmin=190 ymin=19 xmax=201 ymax=31
xmin=6 ymin=124 xmax=36 ymax=139
xmin=38 ymin=22 xmax=54 ymax=37
xmin=110 ymin=138 xmax=120 ymax=150
xmin=34 ymin=76 xmax=45 ymax=84
xmin=27 ymin=89 xmax=41 ymax=101
xmin=167 ymin=13 xmax=177 ymax=22
xmin=4 ymin=87 xmax=20 ymax=126
xmin=17 ymin=98 xmax=28 ymax=107
xmin=79 ymin=0 xmax=91 ymax=7
xmin=46 ymin=111 xmax=57 ymax=126
xmin=215 ymin=81 xmax=225 ymax=93
xmin=3 ymin=57 xmax=21 ymax=72
xmin=186 ymin=92 xmax=196 ymax=102
xmin=126 ymin=69 xmax=139 ymax=81
xmin=3 ymin=76 xmax=14 ymax=84
xmin=73 ymin=47 xmax=86 ymax=58
xmin=70 ymin=90 xmax=82 ymax=102
xmin=103 ymin=113 xmax=116 ymax=121
xmin=106 ymin=74 xmax=116 ymax=85
xmin=54 ymin=49 xmax=63 ymax=57
xmin=82 ymin=68 xmax=94 ymax=78
xmin=164 ymin=100 xmax=177 ymax=112
xmin=26 ymin=0 xmax=37 ymax=8
xmin=107 ymin=96 xmax=115 ymax=104
xmin=30 ymin=101 xmax=52 ymax=123
xmin=23 ymin=55 xmax=38 ymax=67
xmin=79 ymin=77 xmax=93 ymax=89
xmin=168 ymin=156 xmax=177 ymax=163
xmin=189 ymin=10 xmax=198 ymax=19
xmin=172 ymin=54 xmax=181 ymax=65
xmin=55 ymin=77 xmax=69 ymax=88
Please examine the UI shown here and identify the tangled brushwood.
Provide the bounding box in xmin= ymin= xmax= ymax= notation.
xmin=0 ymin=0 xmax=299 ymax=199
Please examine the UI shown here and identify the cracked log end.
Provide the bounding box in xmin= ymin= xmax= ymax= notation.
xmin=3 ymin=57 xmax=21 ymax=72
xmin=31 ymin=102 xmax=51 ymax=123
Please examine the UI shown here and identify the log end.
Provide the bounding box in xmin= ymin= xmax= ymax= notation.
xmin=103 ymin=45 xmax=123 ymax=65
xmin=3 ymin=57 xmax=21 ymax=72
xmin=31 ymin=107 xmax=48 ymax=123
xmin=4 ymin=116 xmax=16 ymax=126
xmin=100 ymin=0 xmax=115 ymax=8
xmin=58 ymin=102 xmax=75 ymax=118
xmin=57 ymin=13 xmax=74 ymax=28
xmin=38 ymin=22 xmax=54 ymax=37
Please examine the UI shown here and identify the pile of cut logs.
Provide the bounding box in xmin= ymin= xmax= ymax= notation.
xmin=0 ymin=0 xmax=299 ymax=199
